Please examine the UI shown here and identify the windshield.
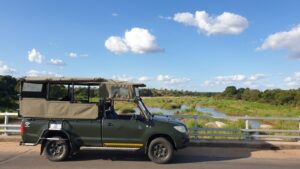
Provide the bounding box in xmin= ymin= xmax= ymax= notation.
xmin=137 ymin=98 xmax=152 ymax=119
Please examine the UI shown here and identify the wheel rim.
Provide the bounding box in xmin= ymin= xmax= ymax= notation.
xmin=151 ymin=143 xmax=168 ymax=159
xmin=48 ymin=141 xmax=64 ymax=158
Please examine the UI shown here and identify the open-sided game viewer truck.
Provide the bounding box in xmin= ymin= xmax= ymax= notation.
xmin=19 ymin=77 xmax=189 ymax=164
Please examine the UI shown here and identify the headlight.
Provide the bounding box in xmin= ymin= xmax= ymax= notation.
xmin=174 ymin=126 xmax=187 ymax=133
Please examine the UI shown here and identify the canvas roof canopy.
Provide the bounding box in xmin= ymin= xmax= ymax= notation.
xmin=20 ymin=76 xmax=145 ymax=100
xmin=19 ymin=76 xmax=146 ymax=119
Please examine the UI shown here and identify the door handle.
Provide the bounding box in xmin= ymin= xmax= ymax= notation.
xmin=107 ymin=123 xmax=114 ymax=127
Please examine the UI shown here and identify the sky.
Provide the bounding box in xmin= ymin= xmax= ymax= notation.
xmin=0 ymin=0 xmax=300 ymax=92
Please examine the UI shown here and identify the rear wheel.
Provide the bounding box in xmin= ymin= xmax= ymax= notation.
xmin=147 ymin=137 xmax=174 ymax=164
xmin=44 ymin=137 xmax=70 ymax=161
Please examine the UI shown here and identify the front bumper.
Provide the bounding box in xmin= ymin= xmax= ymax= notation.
xmin=175 ymin=133 xmax=189 ymax=149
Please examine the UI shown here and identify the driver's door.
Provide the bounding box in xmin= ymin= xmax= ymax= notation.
xmin=102 ymin=113 xmax=147 ymax=147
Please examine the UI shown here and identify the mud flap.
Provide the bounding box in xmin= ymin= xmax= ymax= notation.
xmin=40 ymin=141 xmax=46 ymax=155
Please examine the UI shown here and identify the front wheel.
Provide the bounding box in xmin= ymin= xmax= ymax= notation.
xmin=44 ymin=137 xmax=70 ymax=161
xmin=147 ymin=137 xmax=174 ymax=164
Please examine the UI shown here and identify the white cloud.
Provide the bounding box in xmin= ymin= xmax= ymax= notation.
xmin=157 ymin=74 xmax=172 ymax=82
xmin=112 ymin=75 xmax=152 ymax=83
xmin=138 ymin=76 xmax=151 ymax=82
xmin=112 ymin=74 xmax=135 ymax=82
xmin=112 ymin=13 xmax=118 ymax=17
xmin=68 ymin=52 xmax=88 ymax=58
xmin=69 ymin=52 xmax=78 ymax=58
xmin=27 ymin=69 xmax=62 ymax=77
xmin=174 ymin=12 xmax=196 ymax=26
xmin=203 ymin=73 xmax=268 ymax=87
xmin=105 ymin=27 xmax=163 ymax=54
xmin=111 ymin=74 xmax=191 ymax=85
xmin=284 ymin=71 xmax=300 ymax=88
xmin=173 ymin=11 xmax=248 ymax=35
xmin=257 ymin=25 xmax=300 ymax=59
xmin=48 ymin=59 xmax=65 ymax=66
xmin=157 ymin=74 xmax=191 ymax=84
xmin=158 ymin=15 xmax=172 ymax=20
xmin=248 ymin=74 xmax=267 ymax=81
xmin=0 ymin=61 xmax=16 ymax=75
xmin=215 ymin=74 xmax=246 ymax=82
xmin=28 ymin=48 xmax=43 ymax=64
xmin=105 ymin=36 xmax=129 ymax=54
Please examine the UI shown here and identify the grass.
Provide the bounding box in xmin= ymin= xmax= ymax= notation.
xmin=143 ymin=97 xmax=182 ymax=109
xmin=114 ymin=101 xmax=136 ymax=114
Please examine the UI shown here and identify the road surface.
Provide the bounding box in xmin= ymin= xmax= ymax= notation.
xmin=0 ymin=142 xmax=299 ymax=169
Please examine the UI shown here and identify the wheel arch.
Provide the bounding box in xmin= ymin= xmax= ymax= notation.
xmin=39 ymin=130 xmax=73 ymax=155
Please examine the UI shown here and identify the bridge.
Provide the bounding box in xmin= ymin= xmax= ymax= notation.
xmin=2 ymin=112 xmax=300 ymax=141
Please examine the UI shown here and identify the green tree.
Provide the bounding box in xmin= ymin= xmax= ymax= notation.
xmin=0 ymin=75 xmax=18 ymax=111
xmin=240 ymin=88 xmax=261 ymax=101
xmin=222 ymin=86 xmax=237 ymax=98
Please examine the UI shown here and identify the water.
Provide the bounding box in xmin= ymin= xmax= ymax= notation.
xmin=195 ymin=106 xmax=227 ymax=118
xmin=147 ymin=105 xmax=261 ymax=129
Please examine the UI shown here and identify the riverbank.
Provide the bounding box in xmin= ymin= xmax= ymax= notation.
xmin=142 ymin=97 xmax=300 ymax=117
xmin=140 ymin=97 xmax=300 ymax=131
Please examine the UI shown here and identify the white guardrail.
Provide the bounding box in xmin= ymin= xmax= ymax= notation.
xmin=169 ymin=115 xmax=300 ymax=141
xmin=1 ymin=112 xmax=300 ymax=141
xmin=0 ymin=112 xmax=20 ymax=135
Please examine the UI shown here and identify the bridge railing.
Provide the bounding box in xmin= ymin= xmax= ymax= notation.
xmin=0 ymin=112 xmax=20 ymax=136
xmin=168 ymin=115 xmax=300 ymax=141
xmin=1 ymin=112 xmax=300 ymax=141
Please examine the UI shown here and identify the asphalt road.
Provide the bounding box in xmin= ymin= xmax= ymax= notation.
xmin=0 ymin=142 xmax=300 ymax=169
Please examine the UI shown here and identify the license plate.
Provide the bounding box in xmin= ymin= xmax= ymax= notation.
xmin=49 ymin=123 xmax=62 ymax=130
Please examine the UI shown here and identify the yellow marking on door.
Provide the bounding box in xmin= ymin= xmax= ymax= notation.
xmin=103 ymin=143 xmax=143 ymax=147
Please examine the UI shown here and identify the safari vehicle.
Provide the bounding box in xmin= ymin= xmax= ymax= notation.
xmin=19 ymin=77 xmax=189 ymax=164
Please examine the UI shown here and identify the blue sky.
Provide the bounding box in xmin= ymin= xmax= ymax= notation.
xmin=1 ymin=0 xmax=300 ymax=91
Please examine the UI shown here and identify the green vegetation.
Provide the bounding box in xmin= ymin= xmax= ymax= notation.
xmin=143 ymin=97 xmax=183 ymax=109
xmin=0 ymin=76 xmax=18 ymax=112
xmin=220 ymin=86 xmax=300 ymax=107
xmin=140 ymin=88 xmax=218 ymax=97
xmin=114 ymin=101 xmax=136 ymax=114
xmin=196 ymin=97 xmax=300 ymax=117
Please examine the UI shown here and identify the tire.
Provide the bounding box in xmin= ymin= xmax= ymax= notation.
xmin=147 ymin=137 xmax=174 ymax=164
xmin=44 ymin=137 xmax=70 ymax=161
